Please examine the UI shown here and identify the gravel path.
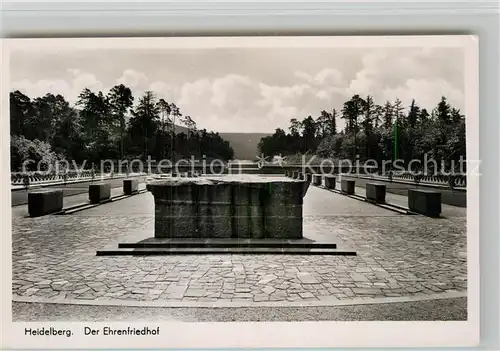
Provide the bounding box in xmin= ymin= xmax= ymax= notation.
xmin=13 ymin=297 xmax=467 ymax=321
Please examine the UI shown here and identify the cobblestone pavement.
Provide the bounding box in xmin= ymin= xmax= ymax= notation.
xmin=12 ymin=185 xmax=467 ymax=305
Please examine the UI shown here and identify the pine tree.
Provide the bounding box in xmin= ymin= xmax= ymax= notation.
xmin=128 ymin=91 xmax=160 ymax=159
xmin=383 ymin=101 xmax=393 ymax=129
xmin=330 ymin=108 xmax=337 ymax=135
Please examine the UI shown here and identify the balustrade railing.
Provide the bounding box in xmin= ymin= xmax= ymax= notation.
xmin=352 ymin=171 xmax=467 ymax=188
xmin=11 ymin=171 xmax=145 ymax=186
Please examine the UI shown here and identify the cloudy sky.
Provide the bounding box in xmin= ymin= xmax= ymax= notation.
xmin=10 ymin=45 xmax=465 ymax=133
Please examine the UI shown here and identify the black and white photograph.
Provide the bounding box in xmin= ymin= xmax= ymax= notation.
xmin=2 ymin=35 xmax=479 ymax=348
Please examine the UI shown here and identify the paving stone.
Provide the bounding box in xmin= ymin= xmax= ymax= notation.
xmin=164 ymin=276 xmax=181 ymax=282
xmin=34 ymin=280 xmax=52 ymax=285
xmin=339 ymin=288 xmax=355 ymax=297
xmin=355 ymin=267 xmax=372 ymax=273
xmin=143 ymin=275 xmax=158 ymax=282
xmin=275 ymin=284 xmax=290 ymax=290
xmin=235 ymin=289 xmax=251 ymax=294
xmin=131 ymin=288 xmax=148 ymax=294
xmin=234 ymin=293 xmax=253 ymax=298
xmin=88 ymin=282 xmax=106 ymax=289
xmin=184 ymin=289 xmax=205 ymax=297
xmin=297 ymin=272 xmax=318 ymax=284
xmin=299 ymin=292 xmax=316 ymax=299
xmin=317 ymin=289 xmax=330 ymax=296
xmin=250 ymin=293 xmax=266 ymax=301
xmin=73 ymin=287 xmax=91 ymax=295
xmin=350 ymin=273 xmax=370 ymax=282
xmin=261 ymin=286 xmax=276 ymax=295
xmin=269 ymin=295 xmax=286 ymax=301
xmin=148 ymin=289 xmax=164 ymax=295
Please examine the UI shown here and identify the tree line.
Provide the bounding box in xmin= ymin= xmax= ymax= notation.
xmin=258 ymin=95 xmax=466 ymax=172
xmin=10 ymin=86 xmax=234 ymax=171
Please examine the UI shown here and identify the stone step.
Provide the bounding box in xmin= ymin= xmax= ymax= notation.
xmin=61 ymin=203 xmax=98 ymax=215
xmin=321 ymin=187 xmax=416 ymax=215
xmin=375 ymin=202 xmax=418 ymax=215
xmin=59 ymin=189 xmax=148 ymax=215
xmin=109 ymin=194 xmax=130 ymax=202
xmin=96 ymin=247 xmax=357 ymax=256
xmin=118 ymin=239 xmax=337 ymax=249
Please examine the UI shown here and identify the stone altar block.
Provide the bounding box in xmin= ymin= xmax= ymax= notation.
xmin=312 ymin=174 xmax=322 ymax=186
xmin=28 ymin=189 xmax=63 ymax=217
xmin=325 ymin=176 xmax=336 ymax=189
xmin=408 ymin=189 xmax=442 ymax=217
xmin=366 ymin=183 xmax=386 ymax=203
xmin=341 ymin=179 xmax=355 ymax=194
xmin=89 ymin=183 xmax=111 ymax=204
xmin=146 ymin=175 xmax=309 ymax=239
xmin=123 ymin=179 xmax=139 ymax=195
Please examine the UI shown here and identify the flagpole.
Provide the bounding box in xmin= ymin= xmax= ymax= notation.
xmin=394 ymin=117 xmax=398 ymax=162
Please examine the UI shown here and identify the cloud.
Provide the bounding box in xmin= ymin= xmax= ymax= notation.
xmin=173 ymin=74 xmax=347 ymax=132
xmin=346 ymin=48 xmax=464 ymax=110
xmin=295 ymin=68 xmax=344 ymax=86
xmin=72 ymin=71 xmax=103 ymax=93
xmin=314 ymin=69 xmax=344 ymax=86
xmin=169 ymin=48 xmax=464 ymax=132
xmin=11 ymin=69 xmax=104 ymax=105
xmin=176 ymin=75 xmax=264 ymax=131
xmin=116 ymin=69 xmax=148 ymax=88
xmin=149 ymin=81 xmax=179 ymax=102
xmin=211 ymin=75 xmax=261 ymax=111
xmin=178 ymin=79 xmax=211 ymax=105
xmin=382 ymin=78 xmax=465 ymax=111
xmin=9 ymin=47 xmax=465 ymax=132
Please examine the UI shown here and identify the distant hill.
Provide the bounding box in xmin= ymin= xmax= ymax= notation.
xmin=172 ymin=125 xmax=270 ymax=160
xmin=218 ymin=132 xmax=271 ymax=160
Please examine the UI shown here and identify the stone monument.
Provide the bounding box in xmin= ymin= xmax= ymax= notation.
xmin=146 ymin=174 xmax=310 ymax=239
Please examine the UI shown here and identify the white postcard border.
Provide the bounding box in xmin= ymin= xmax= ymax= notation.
xmin=1 ymin=35 xmax=480 ymax=349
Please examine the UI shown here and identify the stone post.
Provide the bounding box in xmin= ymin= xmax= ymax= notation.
xmin=312 ymin=174 xmax=322 ymax=186
xmin=341 ymin=179 xmax=355 ymax=195
xmin=408 ymin=189 xmax=442 ymax=217
xmin=325 ymin=176 xmax=336 ymax=189
xmin=366 ymin=183 xmax=386 ymax=203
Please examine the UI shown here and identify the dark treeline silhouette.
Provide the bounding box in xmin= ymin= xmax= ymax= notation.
xmin=10 ymin=87 xmax=234 ymax=171
xmin=258 ymin=95 xmax=466 ymax=172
